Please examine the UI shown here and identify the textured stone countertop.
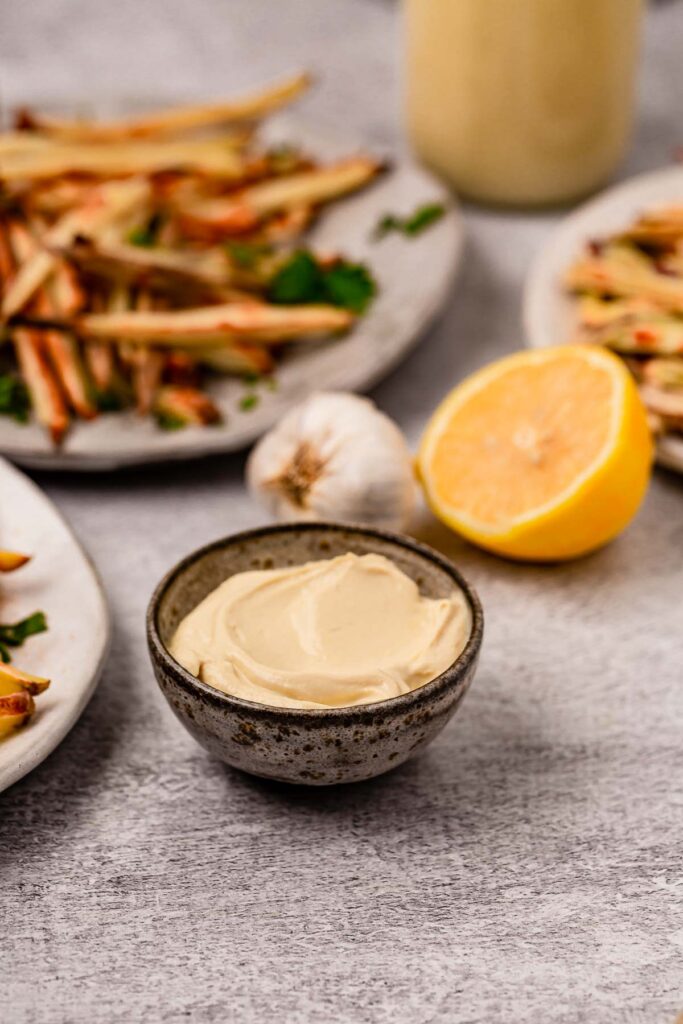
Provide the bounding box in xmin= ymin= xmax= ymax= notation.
xmin=1 ymin=2 xmax=682 ymax=1022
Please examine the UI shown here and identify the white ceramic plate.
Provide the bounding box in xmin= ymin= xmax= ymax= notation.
xmin=0 ymin=116 xmax=463 ymax=470
xmin=0 ymin=458 xmax=110 ymax=792
xmin=524 ymin=165 xmax=683 ymax=472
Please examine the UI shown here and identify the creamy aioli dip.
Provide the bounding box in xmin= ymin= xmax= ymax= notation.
xmin=170 ymin=552 xmax=471 ymax=709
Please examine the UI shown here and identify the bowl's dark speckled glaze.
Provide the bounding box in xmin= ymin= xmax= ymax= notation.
xmin=146 ymin=523 xmax=484 ymax=786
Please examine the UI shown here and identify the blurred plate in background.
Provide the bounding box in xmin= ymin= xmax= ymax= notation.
xmin=0 ymin=458 xmax=109 ymax=793
xmin=524 ymin=165 xmax=683 ymax=473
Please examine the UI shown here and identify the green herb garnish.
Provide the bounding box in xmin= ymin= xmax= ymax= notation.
xmin=127 ymin=212 xmax=164 ymax=248
xmin=0 ymin=374 xmax=30 ymax=423
xmin=226 ymin=241 xmax=272 ymax=270
xmin=268 ymin=251 xmax=376 ymax=314
xmin=241 ymin=371 xmax=262 ymax=387
xmin=127 ymin=226 xmax=154 ymax=248
xmin=239 ymin=393 xmax=259 ymax=412
xmin=266 ymin=143 xmax=302 ymax=175
xmin=268 ymin=251 xmax=320 ymax=304
xmin=95 ymin=389 xmax=126 ymax=413
xmin=374 ymin=202 xmax=446 ymax=240
xmin=155 ymin=412 xmax=186 ymax=431
xmin=0 ymin=612 xmax=48 ymax=664
xmin=241 ymin=372 xmax=278 ymax=392
xmin=322 ymin=262 xmax=377 ymax=313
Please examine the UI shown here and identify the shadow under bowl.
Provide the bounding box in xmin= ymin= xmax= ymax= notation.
xmin=146 ymin=522 xmax=484 ymax=786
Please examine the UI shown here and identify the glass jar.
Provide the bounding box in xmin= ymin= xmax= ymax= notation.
xmin=405 ymin=0 xmax=644 ymax=207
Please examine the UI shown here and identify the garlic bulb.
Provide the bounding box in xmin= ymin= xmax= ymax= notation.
xmin=247 ymin=392 xmax=418 ymax=530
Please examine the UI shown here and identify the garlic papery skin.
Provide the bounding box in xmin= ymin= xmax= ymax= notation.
xmin=246 ymin=392 xmax=418 ymax=531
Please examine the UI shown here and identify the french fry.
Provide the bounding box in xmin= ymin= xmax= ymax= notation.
xmin=178 ymin=157 xmax=383 ymax=238
xmin=85 ymin=341 xmax=116 ymax=394
xmin=26 ymin=178 xmax=96 ymax=218
xmin=17 ymin=72 xmax=311 ymax=142
xmin=154 ymin=385 xmax=221 ymax=426
xmin=2 ymin=178 xmax=150 ymax=318
xmin=0 ymin=132 xmax=50 ymax=156
xmin=260 ymin=204 xmax=313 ymax=245
xmin=78 ymin=285 xmax=118 ymax=399
xmin=0 ymin=662 xmax=50 ymax=694
xmin=164 ymin=352 xmax=200 ymax=387
xmin=39 ymin=315 xmax=97 ymax=420
xmin=71 ymin=300 xmax=354 ymax=346
xmin=583 ymin=318 xmax=683 ymax=356
xmin=8 ymin=220 xmax=96 ymax=420
xmin=48 ymin=258 xmax=86 ymax=315
xmin=617 ymin=206 xmax=683 ymax=247
xmin=639 ymin=383 xmax=683 ymax=424
xmin=0 ymin=136 xmax=249 ymax=182
xmin=0 ymin=689 xmax=34 ymax=721
xmin=110 ymin=286 xmax=140 ymax=400
xmin=566 ymin=244 xmax=683 ymax=314
xmin=2 ymin=220 xmax=70 ymax=441
xmin=58 ymin=237 xmax=233 ymax=296
xmin=196 ymin=341 xmax=275 ymax=376
xmin=130 ymin=347 xmax=164 ymax=414
xmin=0 ymin=551 xmax=30 ymax=572
xmin=13 ymin=328 xmax=69 ymax=443
xmin=641 ymin=358 xmax=683 ymax=391
xmin=129 ymin=291 xmax=164 ymax=415
xmin=0 ymin=219 xmax=14 ymax=281
xmin=240 ymin=157 xmax=384 ymax=213
xmin=14 ymin=329 xmax=70 ymax=442
xmin=0 ymin=571 xmax=49 ymax=722
xmin=576 ymin=294 xmax=664 ymax=329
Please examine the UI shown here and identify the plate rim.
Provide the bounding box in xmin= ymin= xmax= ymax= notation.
xmin=0 ymin=457 xmax=111 ymax=793
xmin=523 ymin=163 xmax=683 ymax=473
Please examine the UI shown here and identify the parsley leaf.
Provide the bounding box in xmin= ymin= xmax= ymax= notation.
xmin=268 ymin=251 xmax=321 ymax=304
xmin=374 ymin=202 xmax=446 ymax=240
xmin=127 ymin=213 xmax=164 ymax=248
xmin=268 ymin=251 xmax=376 ymax=314
xmin=127 ymin=226 xmax=155 ymax=248
xmin=95 ymin=389 xmax=126 ymax=413
xmin=156 ymin=411 xmax=187 ymax=431
xmin=241 ymin=372 xmax=262 ymax=386
xmin=0 ymin=374 xmax=30 ymax=422
xmin=0 ymin=612 xmax=48 ymax=653
xmin=239 ymin=393 xmax=259 ymax=412
xmin=226 ymin=241 xmax=272 ymax=270
xmin=322 ymin=263 xmax=377 ymax=314
xmin=374 ymin=214 xmax=401 ymax=238
xmin=404 ymin=202 xmax=446 ymax=235
xmin=266 ymin=143 xmax=302 ymax=175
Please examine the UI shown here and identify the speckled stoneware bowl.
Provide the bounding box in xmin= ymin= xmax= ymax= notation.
xmin=146 ymin=523 xmax=483 ymax=786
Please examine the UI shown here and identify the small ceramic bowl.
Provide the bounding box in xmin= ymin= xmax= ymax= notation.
xmin=146 ymin=523 xmax=483 ymax=786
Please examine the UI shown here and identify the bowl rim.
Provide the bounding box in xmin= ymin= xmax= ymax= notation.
xmin=146 ymin=521 xmax=484 ymax=723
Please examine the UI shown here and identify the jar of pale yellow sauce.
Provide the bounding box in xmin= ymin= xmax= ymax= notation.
xmin=405 ymin=0 xmax=644 ymax=207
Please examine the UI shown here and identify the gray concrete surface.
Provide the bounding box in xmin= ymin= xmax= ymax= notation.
xmin=1 ymin=2 xmax=681 ymax=1021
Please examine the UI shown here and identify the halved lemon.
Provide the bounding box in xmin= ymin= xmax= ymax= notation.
xmin=418 ymin=345 xmax=654 ymax=561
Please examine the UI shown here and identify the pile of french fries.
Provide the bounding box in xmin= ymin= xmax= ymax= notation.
xmin=0 ymin=72 xmax=383 ymax=443
xmin=0 ymin=550 xmax=49 ymax=740
xmin=566 ymin=206 xmax=683 ymax=437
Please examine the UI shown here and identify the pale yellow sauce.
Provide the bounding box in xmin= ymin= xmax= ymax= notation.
xmin=405 ymin=0 xmax=643 ymax=206
xmin=170 ymin=553 xmax=471 ymax=709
